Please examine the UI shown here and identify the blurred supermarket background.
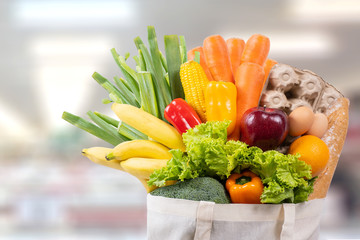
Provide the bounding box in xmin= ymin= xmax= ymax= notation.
xmin=1 ymin=0 xmax=360 ymax=239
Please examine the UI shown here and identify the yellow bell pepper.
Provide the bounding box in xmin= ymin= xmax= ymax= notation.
xmin=204 ymin=81 xmax=237 ymax=135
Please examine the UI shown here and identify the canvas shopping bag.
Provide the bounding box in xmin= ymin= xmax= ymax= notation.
xmin=147 ymin=194 xmax=325 ymax=240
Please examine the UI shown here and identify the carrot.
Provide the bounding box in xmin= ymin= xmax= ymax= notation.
xmin=241 ymin=34 xmax=270 ymax=66
xmin=187 ymin=46 xmax=214 ymax=81
xmin=262 ymin=58 xmax=277 ymax=89
xmin=228 ymin=62 xmax=265 ymax=141
xmin=203 ymin=35 xmax=234 ymax=83
xmin=226 ymin=38 xmax=245 ymax=76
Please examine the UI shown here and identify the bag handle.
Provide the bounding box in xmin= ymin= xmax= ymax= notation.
xmin=194 ymin=201 xmax=215 ymax=240
xmin=280 ymin=204 xmax=296 ymax=240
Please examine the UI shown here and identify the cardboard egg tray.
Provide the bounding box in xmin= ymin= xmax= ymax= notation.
xmin=260 ymin=63 xmax=343 ymax=115
xmin=260 ymin=63 xmax=344 ymax=152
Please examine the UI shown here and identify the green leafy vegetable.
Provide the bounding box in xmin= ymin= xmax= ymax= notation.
xmin=148 ymin=121 xmax=315 ymax=204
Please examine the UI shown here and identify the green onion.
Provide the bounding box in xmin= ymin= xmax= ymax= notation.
xmin=118 ymin=121 xmax=148 ymax=140
xmin=87 ymin=111 xmax=129 ymax=142
xmin=137 ymin=49 xmax=147 ymax=71
xmin=102 ymin=99 xmax=113 ymax=104
xmin=92 ymin=72 xmax=124 ymax=104
xmin=62 ymin=111 xmax=123 ymax=146
xmin=94 ymin=111 xmax=119 ymax=127
xmin=164 ymin=34 xmax=185 ymax=100
xmin=147 ymin=26 xmax=172 ymax=117
xmin=113 ymin=76 xmax=139 ymax=107
xmin=138 ymin=71 xmax=160 ymax=118
xmin=111 ymin=49 xmax=141 ymax=104
xmin=93 ymin=111 xmax=147 ymax=140
xmin=179 ymin=35 xmax=187 ymax=63
xmin=159 ymin=50 xmax=168 ymax=73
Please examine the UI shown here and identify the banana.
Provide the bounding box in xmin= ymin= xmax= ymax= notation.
xmin=111 ymin=103 xmax=186 ymax=151
xmin=120 ymin=157 xmax=169 ymax=179
xmin=106 ymin=139 xmax=172 ymax=161
xmin=82 ymin=147 xmax=124 ymax=171
xmin=120 ymin=157 xmax=177 ymax=192
xmin=82 ymin=147 xmax=176 ymax=193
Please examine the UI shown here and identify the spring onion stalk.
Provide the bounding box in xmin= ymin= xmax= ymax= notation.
xmin=94 ymin=111 xmax=119 ymax=127
xmin=138 ymin=71 xmax=160 ymax=118
xmin=159 ymin=50 xmax=168 ymax=73
xmin=110 ymin=49 xmax=141 ymax=104
xmin=135 ymin=43 xmax=165 ymax=120
xmin=87 ymin=111 xmax=129 ymax=142
xmin=147 ymin=26 xmax=172 ymax=119
xmin=133 ymin=56 xmax=145 ymax=72
xmin=137 ymin=49 xmax=147 ymax=71
xmin=62 ymin=112 xmax=123 ymax=146
xmin=118 ymin=121 xmax=148 ymax=140
xmin=113 ymin=76 xmax=139 ymax=107
xmin=92 ymin=72 xmax=124 ymax=104
xmin=93 ymin=111 xmax=147 ymax=140
xmin=164 ymin=34 xmax=185 ymax=100
xmin=179 ymin=35 xmax=187 ymax=64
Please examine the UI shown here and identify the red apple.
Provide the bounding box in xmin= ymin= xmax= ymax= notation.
xmin=240 ymin=107 xmax=289 ymax=151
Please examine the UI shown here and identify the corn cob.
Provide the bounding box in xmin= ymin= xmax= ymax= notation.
xmin=180 ymin=60 xmax=209 ymax=122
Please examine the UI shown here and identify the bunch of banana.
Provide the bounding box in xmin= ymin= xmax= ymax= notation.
xmin=82 ymin=142 xmax=173 ymax=192
xmin=81 ymin=104 xmax=185 ymax=192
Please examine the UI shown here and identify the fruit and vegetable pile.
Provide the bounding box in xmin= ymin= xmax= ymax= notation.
xmin=63 ymin=26 xmax=347 ymax=205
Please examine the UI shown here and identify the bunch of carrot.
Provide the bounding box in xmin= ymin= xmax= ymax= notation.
xmin=188 ymin=34 xmax=277 ymax=140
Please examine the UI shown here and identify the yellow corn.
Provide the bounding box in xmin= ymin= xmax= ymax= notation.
xmin=180 ymin=60 xmax=209 ymax=122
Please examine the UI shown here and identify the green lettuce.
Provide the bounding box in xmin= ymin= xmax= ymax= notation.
xmin=148 ymin=121 xmax=315 ymax=204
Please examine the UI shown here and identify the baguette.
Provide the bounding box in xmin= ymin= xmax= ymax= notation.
xmin=309 ymin=97 xmax=349 ymax=200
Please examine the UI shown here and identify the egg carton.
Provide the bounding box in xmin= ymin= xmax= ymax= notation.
xmin=260 ymin=64 xmax=343 ymax=115
xmin=260 ymin=63 xmax=344 ymax=152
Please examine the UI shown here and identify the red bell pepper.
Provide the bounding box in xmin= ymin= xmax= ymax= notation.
xmin=164 ymin=98 xmax=202 ymax=134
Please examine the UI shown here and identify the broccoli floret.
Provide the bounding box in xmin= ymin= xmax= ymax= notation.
xmin=150 ymin=177 xmax=230 ymax=204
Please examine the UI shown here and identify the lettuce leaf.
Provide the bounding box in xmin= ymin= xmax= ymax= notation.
xmin=148 ymin=121 xmax=315 ymax=204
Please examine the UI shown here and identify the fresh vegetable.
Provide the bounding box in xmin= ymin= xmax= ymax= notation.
xmin=204 ymin=81 xmax=237 ymax=135
xmin=240 ymin=34 xmax=270 ymax=66
xmin=187 ymin=46 xmax=214 ymax=81
xmin=164 ymin=35 xmax=185 ymax=99
xmin=106 ymin=139 xmax=172 ymax=161
xmin=203 ymin=35 xmax=234 ymax=83
xmin=62 ymin=111 xmax=128 ymax=146
xmin=226 ymin=38 xmax=245 ymax=76
xmin=111 ymin=103 xmax=186 ymax=151
xmin=179 ymin=60 xmax=209 ymax=122
xmin=229 ymin=62 xmax=265 ymax=140
xmin=164 ymin=98 xmax=202 ymax=134
xmin=263 ymin=58 xmax=277 ymax=88
xmin=225 ymin=170 xmax=264 ymax=204
xmin=63 ymin=26 xmax=187 ymax=143
xmin=148 ymin=121 xmax=315 ymax=204
xmin=146 ymin=26 xmax=173 ymax=119
xmin=150 ymin=177 xmax=230 ymax=204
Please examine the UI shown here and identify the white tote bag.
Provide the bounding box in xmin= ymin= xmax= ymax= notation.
xmin=147 ymin=194 xmax=324 ymax=240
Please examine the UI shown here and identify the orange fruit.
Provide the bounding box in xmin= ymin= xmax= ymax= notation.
xmin=288 ymin=135 xmax=329 ymax=177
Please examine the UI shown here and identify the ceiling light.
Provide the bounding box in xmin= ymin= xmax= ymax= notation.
xmin=287 ymin=0 xmax=360 ymax=22
xmin=11 ymin=0 xmax=135 ymax=27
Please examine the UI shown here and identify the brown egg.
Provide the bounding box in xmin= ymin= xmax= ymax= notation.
xmin=288 ymin=106 xmax=315 ymax=137
xmin=306 ymin=113 xmax=328 ymax=138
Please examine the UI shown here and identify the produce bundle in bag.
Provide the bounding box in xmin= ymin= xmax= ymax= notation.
xmin=62 ymin=26 xmax=349 ymax=239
